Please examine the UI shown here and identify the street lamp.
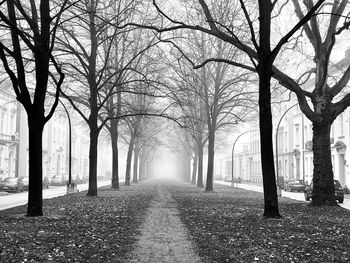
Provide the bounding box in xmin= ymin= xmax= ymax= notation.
xmin=275 ymin=103 xmax=298 ymax=187
xmin=58 ymin=100 xmax=74 ymax=193
xmin=231 ymin=131 xmax=252 ymax=186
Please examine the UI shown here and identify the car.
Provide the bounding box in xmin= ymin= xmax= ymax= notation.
xmin=224 ymin=176 xmax=232 ymax=182
xmin=21 ymin=177 xmax=50 ymax=191
xmin=224 ymin=176 xmax=241 ymax=183
xmin=43 ymin=176 xmax=50 ymax=189
xmin=50 ymin=175 xmax=67 ymax=186
xmin=284 ymin=179 xmax=307 ymax=192
xmin=0 ymin=177 xmax=24 ymax=192
xmin=22 ymin=177 xmax=29 ymax=191
xmin=304 ymin=180 xmax=344 ymax=203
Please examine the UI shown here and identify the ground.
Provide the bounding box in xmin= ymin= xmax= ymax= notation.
xmin=1 ymin=179 xmax=350 ymax=262
xmin=127 ymin=181 xmax=201 ymax=263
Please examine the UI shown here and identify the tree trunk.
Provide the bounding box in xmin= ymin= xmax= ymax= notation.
xmin=111 ymin=125 xmax=119 ymax=189
xmin=311 ymin=121 xmax=337 ymax=205
xmin=257 ymin=0 xmax=281 ymax=218
xmin=258 ymin=67 xmax=280 ymax=218
xmin=132 ymin=138 xmax=139 ymax=183
xmin=87 ymin=127 xmax=99 ymax=196
xmin=191 ymin=149 xmax=198 ymax=184
xmin=197 ymin=144 xmax=204 ymax=187
xmin=205 ymin=130 xmax=215 ymax=191
xmin=125 ymin=133 xmax=135 ymax=186
xmin=139 ymin=150 xmax=144 ymax=182
xmin=184 ymin=156 xmax=191 ymax=182
xmin=26 ymin=115 xmax=44 ymax=217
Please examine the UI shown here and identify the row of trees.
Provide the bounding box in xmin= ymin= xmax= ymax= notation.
xmin=126 ymin=0 xmax=350 ymax=217
xmin=1 ymin=0 xmax=350 ymax=219
xmin=0 ymin=0 xmax=172 ymax=216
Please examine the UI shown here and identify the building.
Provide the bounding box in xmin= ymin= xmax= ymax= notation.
xmin=0 ymin=87 xmax=19 ymax=180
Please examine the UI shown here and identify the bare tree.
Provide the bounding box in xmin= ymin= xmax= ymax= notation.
xmin=167 ymin=28 xmax=257 ymax=191
xmin=57 ymin=0 xmax=149 ymax=195
xmin=286 ymin=0 xmax=350 ymax=205
xmin=0 ymin=1 xmax=67 ymax=216
xmin=119 ymin=0 xmax=326 ymax=217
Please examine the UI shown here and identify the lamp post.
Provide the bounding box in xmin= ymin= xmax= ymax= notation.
xmin=231 ymin=131 xmax=252 ymax=186
xmin=275 ymin=103 xmax=298 ymax=188
xmin=58 ymin=100 xmax=73 ymax=192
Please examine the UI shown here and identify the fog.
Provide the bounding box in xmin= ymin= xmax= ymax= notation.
xmin=152 ymin=148 xmax=182 ymax=180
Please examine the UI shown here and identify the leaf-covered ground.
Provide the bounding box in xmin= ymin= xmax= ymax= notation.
xmin=169 ymin=183 xmax=350 ymax=263
xmin=0 ymin=183 xmax=157 ymax=263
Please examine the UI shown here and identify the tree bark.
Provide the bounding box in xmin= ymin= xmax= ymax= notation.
xmin=185 ymin=156 xmax=191 ymax=182
xmin=257 ymin=0 xmax=281 ymax=218
xmin=125 ymin=132 xmax=135 ymax=186
xmin=26 ymin=115 xmax=44 ymax=216
xmin=111 ymin=122 xmax=119 ymax=189
xmin=132 ymin=138 xmax=139 ymax=183
xmin=87 ymin=126 xmax=99 ymax=196
xmin=311 ymin=121 xmax=337 ymax=205
xmin=197 ymin=144 xmax=204 ymax=187
xmin=258 ymin=66 xmax=280 ymax=218
xmin=191 ymin=149 xmax=198 ymax=184
xmin=205 ymin=129 xmax=215 ymax=191
xmin=139 ymin=149 xmax=144 ymax=182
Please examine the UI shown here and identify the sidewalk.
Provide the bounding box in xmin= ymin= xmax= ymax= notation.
xmin=215 ymin=180 xmax=350 ymax=210
xmin=127 ymin=182 xmax=201 ymax=263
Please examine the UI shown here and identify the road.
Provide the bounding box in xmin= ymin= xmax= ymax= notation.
xmin=0 ymin=180 xmax=110 ymax=211
xmin=215 ymin=180 xmax=350 ymax=210
xmin=2 ymin=180 xmax=348 ymax=211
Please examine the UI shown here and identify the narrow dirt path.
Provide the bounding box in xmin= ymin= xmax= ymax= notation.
xmin=127 ymin=182 xmax=202 ymax=263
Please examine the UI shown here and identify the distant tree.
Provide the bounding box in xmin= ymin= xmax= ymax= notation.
xmin=57 ymin=0 xmax=150 ymax=195
xmin=0 ymin=1 xmax=67 ymax=216
xmin=121 ymin=0 xmax=325 ymax=217
xmin=167 ymin=28 xmax=256 ymax=191
xmin=167 ymin=56 xmax=207 ymax=187
xmin=100 ymin=1 xmax=159 ymax=189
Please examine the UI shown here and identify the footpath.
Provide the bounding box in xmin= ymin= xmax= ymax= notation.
xmin=127 ymin=182 xmax=202 ymax=263
xmin=215 ymin=180 xmax=350 ymax=210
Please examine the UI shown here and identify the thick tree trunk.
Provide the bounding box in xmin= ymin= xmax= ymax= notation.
xmin=111 ymin=127 xmax=119 ymax=189
xmin=125 ymin=133 xmax=135 ymax=186
xmin=197 ymin=144 xmax=204 ymax=187
xmin=311 ymin=121 xmax=337 ymax=205
xmin=257 ymin=0 xmax=281 ymax=218
xmin=87 ymin=127 xmax=99 ymax=196
xmin=258 ymin=68 xmax=280 ymax=218
xmin=191 ymin=149 xmax=198 ymax=184
xmin=132 ymin=138 xmax=139 ymax=183
xmin=26 ymin=115 xmax=44 ymax=217
xmin=205 ymin=130 xmax=215 ymax=191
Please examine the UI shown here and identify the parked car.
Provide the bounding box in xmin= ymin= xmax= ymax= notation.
xmin=43 ymin=176 xmax=50 ymax=189
xmin=22 ymin=176 xmax=50 ymax=190
xmin=0 ymin=177 xmax=24 ymax=192
xmin=224 ymin=176 xmax=241 ymax=183
xmin=22 ymin=177 xmax=29 ymax=191
xmin=284 ymin=179 xmax=307 ymax=192
xmin=224 ymin=176 xmax=232 ymax=182
xmin=304 ymin=180 xmax=344 ymax=203
xmin=50 ymin=175 xmax=67 ymax=186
